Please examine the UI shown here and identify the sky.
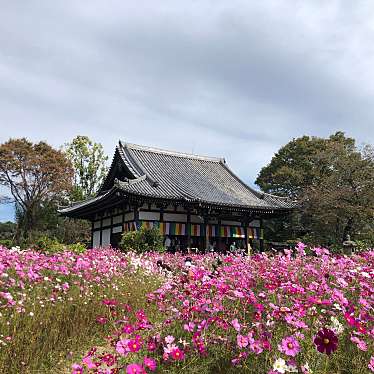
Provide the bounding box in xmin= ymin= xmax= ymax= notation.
xmin=1 ymin=1 xmax=374 ymax=221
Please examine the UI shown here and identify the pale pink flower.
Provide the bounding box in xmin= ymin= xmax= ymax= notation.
xmin=236 ymin=334 xmax=249 ymax=348
xmin=231 ymin=318 xmax=241 ymax=332
xmin=279 ymin=336 xmax=300 ymax=357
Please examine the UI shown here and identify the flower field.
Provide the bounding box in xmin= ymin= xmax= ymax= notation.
xmin=0 ymin=245 xmax=373 ymax=373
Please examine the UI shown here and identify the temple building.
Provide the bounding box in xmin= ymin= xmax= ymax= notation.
xmin=59 ymin=141 xmax=294 ymax=251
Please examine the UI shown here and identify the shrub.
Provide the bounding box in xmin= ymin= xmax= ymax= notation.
xmin=119 ymin=226 xmax=164 ymax=253
xmin=32 ymin=236 xmax=66 ymax=254
xmin=67 ymin=242 xmax=87 ymax=254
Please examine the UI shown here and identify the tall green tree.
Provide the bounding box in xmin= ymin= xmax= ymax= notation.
xmin=256 ymin=132 xmax=374 ymax=246
xmin=64 ymin=136 xmax=108 ymax=201
xmin=0 ymin=138 xmax=73 ymax=240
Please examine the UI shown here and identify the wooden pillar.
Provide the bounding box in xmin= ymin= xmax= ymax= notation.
xmin=217 ymin=218 xmax=222 ymax=253
xmin=259 ymin=217 xmax=264 ymax=252
xmin=204 ymin=215 xmax=209 ymax=251
xmin=99 ymin=216 xmax=103 ymax=247
xmin=187 ymin=209 xmax=191 ymax=250
xmin=134 ymin=204 xmax=139 ymax=230
xmin=90 ymin=220 xmax=94 ymax=249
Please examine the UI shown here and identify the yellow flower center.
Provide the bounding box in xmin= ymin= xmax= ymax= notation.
xmin=287 ymin=343 xmax=293 ymax=349
xmin=323 ymin=338 xmax=330 ymax=344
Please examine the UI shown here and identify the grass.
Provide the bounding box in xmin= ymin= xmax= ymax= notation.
xmin=0 ymin=271 xmax=161 ymax=374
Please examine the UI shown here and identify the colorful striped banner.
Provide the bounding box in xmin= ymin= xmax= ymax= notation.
xmin=247 ymin=227 xmax=264 ymax=240
xmin=220 ymin=226 xmax=230 ymax=237
xmin=190 ymin=224 xmax=201 ymax=236
xmin=159 ymin=222 xmax=170 ymax=235
xmin=140 ymin=221 xmax=155 ymax=229
xmin=123 ymin=222 xmax=137 ymax=232
xmin=206 ymin=224 xmax=217 ymax=237
xmin=169 ymin=222 xmax=186 ymax=235
xmin=231 ymin=226 xmax=245 ymax=238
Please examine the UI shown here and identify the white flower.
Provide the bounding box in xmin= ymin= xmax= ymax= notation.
xmin=273 ymin=358 xmax=287 ymax=374
xmin=303 ymin=362 xmax=312 ymax=373
xmin=329 ymin=316 xmax=344 ymax=335
xmin=29 ymin=312 xmax=34 ymax=317
xmin=286 ymin=363 xmax=298 ymax=372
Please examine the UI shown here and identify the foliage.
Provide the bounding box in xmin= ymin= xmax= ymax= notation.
xmin=0 ymin=246 xmax=373 ymax=373
xmin=0 ymin=221 xmax=16 ymax=247
xmin=119 ymin=226 xmax=164 ymax=253
xmin=256 ymin=132 xmax=374 ymax=246
xmin=64 ymin=135 xmax=108 ymax=201
xmin=0 ymin=138 xmax=73 ymax=241
xmin=75 ymin=247 xmax=372 ymax=374
xmin=0 ymin=247 xmax=160 ymax=373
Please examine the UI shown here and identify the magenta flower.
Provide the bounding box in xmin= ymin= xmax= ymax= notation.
xmin=128 ymin=338 xmax=142 ymax=353
xmin=314 ymin=328 xmax=338 ymax=355
xmin=170 ymin=347 xmax=185 ymax=361
xmin=72 ymin=363 xmax=83 ymax=374
xmin=96 ymin=316 xmax=107 ymax=325
xmin=143 ymin=357 xmax=157 ymax=371
xmin=279 ymin=336 xmax=300 ymax=357
xmin=126 ymin=363 xmax=145 ymax=374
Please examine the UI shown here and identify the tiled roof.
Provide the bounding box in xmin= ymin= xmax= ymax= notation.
xmin=116 ymin=142 xmax=294 ymax=210
xmin=60 ymin=142 xmax=295 ymax=215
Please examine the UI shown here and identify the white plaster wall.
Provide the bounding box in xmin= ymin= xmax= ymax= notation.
xmin=139 ymin=211 xmax=160 ymax=220
xmin=94 ymin=220 xmax=101 ymax=229
xmin=113 ymin=215 xmax=122 ymax=224
xmin=124 ymin=212 xmax=134 ymax=222
xmin=92 ymin=231 xmax=101 ymax=248
xmin=112 ymin=226 xmax=123 ymax=233
xmin=191 ymin=215 xmax=204 ymax=223
xmin=101 ymin=229 xmax=111 ymax=246
xmin=164 ymin=213 xmax=187 ymax=222
xmin=249 ymin=219 xmax=260 ymax=227
xmin=103 ymin=218 xmax=111 ymax=227
xmin=221 ymin=220 xmax=242 ymax=226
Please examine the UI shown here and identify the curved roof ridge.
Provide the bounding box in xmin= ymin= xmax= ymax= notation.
xmin=122 ymin=141 xmax=224 ymax=163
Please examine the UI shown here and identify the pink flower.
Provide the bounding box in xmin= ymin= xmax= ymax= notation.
xmin=122 ymin=324 xmax=134 ymax=334
xmin=165 ymin=335 xmax=175 ymax=344
xmin=170 ymin=347 xmax=185 ymax=361
xmin=231 ymin=318 xmax=241 ymax=332
xmin=96 ymin=316 xmax=107 ymax=325
xmin=279 ymin=336 xmax=300 ymax=357
xmin=72 ymin=363 xmax=83 ymax=374
xmin=128 ymin=337 xmax=142 ymax=352
xmin=82 ymin=355 xmax=96 ymax=369
xmin=126 ymin=363 xmax=145 ymax=374
xmin=116 ymin=339 xmax=130 ymax=356
xmin=368 ymin=356 xmax=374 ymax=372
xmin=236 ymin=334 xmax=249 ymax=348
xmin=351 ymin=336 xmax=367 ymax=351
xmin=183 ymin=322 xmax=195 ymax=332
xmin=143 ymin=357 xmax=157 ymax=371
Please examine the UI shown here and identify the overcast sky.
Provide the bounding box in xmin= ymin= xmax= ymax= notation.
xmin=1 ymin=1 xmax=374 ymax=221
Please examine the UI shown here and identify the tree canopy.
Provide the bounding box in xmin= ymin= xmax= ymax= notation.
xmin=64 ymin=135 xmax=108 ymax=201
xmin=0 ymin=138 xmax=73 ymax=239
xmin=256 ymin=132 xmax=374 ymax=246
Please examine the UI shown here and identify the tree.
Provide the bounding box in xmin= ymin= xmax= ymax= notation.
xmin=256 ymin=132 xmax=374 ymax=246
xmin=64 ymin=136 xmax=108 ymax=201
xmin=0 ymin=138 xmax=73 ymax=240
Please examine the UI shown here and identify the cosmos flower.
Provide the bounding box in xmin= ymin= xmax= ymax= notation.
xmin=143 ymin=357 xmax=157 ymax=371
xmin=279 ymin=336 xmax=300 ymax=357
xmin=314 ymin=328 xmax=338 ymax=355
xmin=170 ymin=347 xmax=185 ymax=361
xmin=126 ymin=363 xmax=145 ymax=374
